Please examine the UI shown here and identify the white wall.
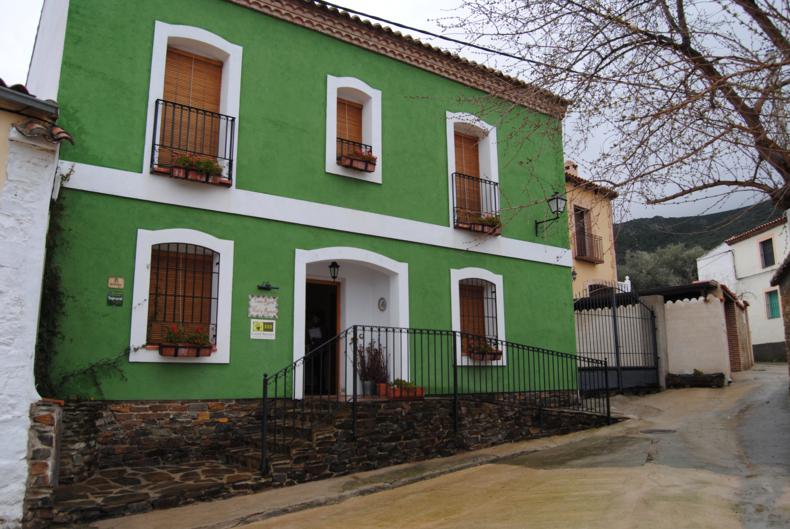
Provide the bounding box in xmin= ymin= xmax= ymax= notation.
xmin=729 ymin=222 xmax=788 ymax=347
xmin=0 ymin=129 xmax=55 ymax=527
xmin=664 ymin=296 xmax=731 ymax=378
xmin=697 ymin=243 xmax=736 ymax=287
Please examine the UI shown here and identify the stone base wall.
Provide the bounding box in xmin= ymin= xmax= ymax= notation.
xmin=58 ymin=400 xmax=260 ymax=483
xmin=266 ymin=398 xmax=606 ymax=486
xmin=22 ymin=401 xmax=63 ymax=529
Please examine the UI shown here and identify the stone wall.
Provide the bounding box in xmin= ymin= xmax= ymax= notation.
xmin=264 ymin=398 xmax=606 ymax=486
xmin=58 ymin=399 xmax=261 ymax=483
xmin=22 ymin=401 xmax=62 ymax=529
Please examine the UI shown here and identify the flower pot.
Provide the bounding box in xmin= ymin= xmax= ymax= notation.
xmin=469 ymin=351 xmax=503 ymax=362
xmin=390 ymin=387 xmax=425 ymax=400
xmin=187 ymin=169 xmax=206 ymax=182
xmin=171 ymin=166 xmax=188 ymax=179
xmin=178 ymin=344 xmax=199 ymax=357
xmin=209 ymin=175 xmax=232 ymax=187
xmin=337 ymin=155 xmax=376 ymax=173
xmin=197 ymin=345 xmax=213 ymax=357
xmin=159 ymin=344 xmax=178 ymax=357
xmin=362 ymin=380 xmax=376 ymax=396
xmin=483 ymin=224 xmax=502 ymax=236
xmin=377 ymin=383 xmax=389 ymax=398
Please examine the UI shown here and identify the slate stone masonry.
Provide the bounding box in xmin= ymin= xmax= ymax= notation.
xmin=22 ymin=400 xmax=63 ymax=529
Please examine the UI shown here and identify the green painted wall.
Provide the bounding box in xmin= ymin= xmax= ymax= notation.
xmin=56 ymin=0 xmax=568 ymax=247
xmin=49 ymin=190 xmax=574 ymax=400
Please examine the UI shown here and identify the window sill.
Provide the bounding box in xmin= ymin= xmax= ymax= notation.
xmin=145 ymin=343 xmax=217 ymax=357
xmin=152 ymin=166 xmax=233 ymax=187
xmin=454 ymin=222 xmax=502 ymax=237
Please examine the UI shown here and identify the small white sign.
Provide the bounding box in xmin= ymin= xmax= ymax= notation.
xmin=248 ymin=295 xmax=279 ymax=319
xmin=250 ymin=319 xmax=276 ymax=340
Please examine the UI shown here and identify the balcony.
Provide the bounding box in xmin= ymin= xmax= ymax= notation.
xmin=574 ymin=230 xmax=604 ymax=263
xmin=336 ymin=138 xmax=377 ymax=172
xmin=150 ymin=99 xmax=236 ymax=186
xmin=452 ymin=173 xmax=501 ymax=236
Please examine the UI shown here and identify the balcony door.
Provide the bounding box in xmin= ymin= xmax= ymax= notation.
xmin=159 ymin=47 xmax=223 ymax=165
xmin=574 ymin=206 xmax=589 ymax=256
xmin=454 ymin=132 xmax=481 ymax=223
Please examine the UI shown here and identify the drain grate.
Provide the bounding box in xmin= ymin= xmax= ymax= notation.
xmin=640 ymin=429 xmax=676 ymax=434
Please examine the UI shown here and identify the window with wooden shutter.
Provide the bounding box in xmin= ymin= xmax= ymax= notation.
xmin=158 ymin=47 xmax=223 ymax=165
xmin=146 ymin=243 xmax=219 ymax=345
xmin=459 ymin=278 xmax=498 ymax=355
xmin=454 ymin=132 xmax=482 ymax=224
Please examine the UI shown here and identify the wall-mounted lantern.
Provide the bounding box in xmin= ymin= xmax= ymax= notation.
xmin=534 ymin=192 xmax=567 ymax=236
xmin=329 ymin=261 xmax=340 ymax=281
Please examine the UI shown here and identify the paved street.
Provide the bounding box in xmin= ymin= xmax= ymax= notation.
xmin=241 ymin=364 xmax=790 ymax=529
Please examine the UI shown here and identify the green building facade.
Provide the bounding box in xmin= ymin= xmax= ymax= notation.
xmin=32 ymin=0 xmax=574 ymax=400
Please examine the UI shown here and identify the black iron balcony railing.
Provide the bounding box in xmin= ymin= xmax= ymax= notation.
xmin=151 ymin=99 xmax=236 ymax=185
xmin=336 ymin=137 xmax=376 ymax=172
xmin=574 ymin=230 xmax=604 ymax=263
xmin=260 ymin=324 xmax=610 ymax=472
xmin=452 ymin=172 xmax=501 ymax=235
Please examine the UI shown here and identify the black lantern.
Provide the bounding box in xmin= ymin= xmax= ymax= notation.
xmin=329 ymin=261 xmax=340 ymax=281
xmin=535 ymin=192 xmax=568 ymax=236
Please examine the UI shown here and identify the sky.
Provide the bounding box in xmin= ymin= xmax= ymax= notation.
xmin=0 ymin=0 xmax=765 ymax=221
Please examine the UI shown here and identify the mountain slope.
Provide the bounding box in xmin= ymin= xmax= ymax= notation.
xmin=614 ymin=201 xmax=785 ymax=263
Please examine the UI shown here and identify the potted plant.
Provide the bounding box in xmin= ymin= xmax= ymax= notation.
xmin=172 ymin=155 xmax=196 ymax=179
xmin=384 ymin=379 xmax=425 ymax=400
xmin=467 ymin=339 xmax=503 ymax=362
xmin=158 ymin=324 xmax=213 ymax=357
xmin=471 ymin=213 xmax=502 ymax=235
xmin=337 ymin=147 xmax=377 ymax=173
xmin=357 ymin=340 xmax=388 ymax=396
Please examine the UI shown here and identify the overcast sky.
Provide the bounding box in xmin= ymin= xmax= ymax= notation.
xmin=0 ymin=0 xmax=764 ymax=221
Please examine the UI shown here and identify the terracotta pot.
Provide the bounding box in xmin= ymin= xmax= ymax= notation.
xmin=209 ymin=175 xmax=232 ymax=187
xmin=390 ymin=387 xmax=425 ymax=400
xmin=171 ymin=166 xmax=188 ymax=179
xmin=377 ymin=383 xmax=389 ymax=398
xmin=197 ymin=345 xmax=213 ymax=357
xmin=187 ymin=169 xmax=206 ymax=182
xmin=159 ymin=344 xmax=178 ymax=357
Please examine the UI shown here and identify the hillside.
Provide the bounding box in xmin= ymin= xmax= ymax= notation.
xmin=614 ymin=201 xmax=785 ymax=263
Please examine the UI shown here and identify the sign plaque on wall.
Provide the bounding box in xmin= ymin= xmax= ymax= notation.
xmin=250 ymin=319 xmax=276 ymax=340
xmin=108 ymin=276 xmax=125 ymax=289
xmin=248 ymin=295 xmax=279 ymax=319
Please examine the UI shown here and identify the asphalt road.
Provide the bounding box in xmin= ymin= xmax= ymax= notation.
xmin=242 ymin=364 xmax=790 ymax=529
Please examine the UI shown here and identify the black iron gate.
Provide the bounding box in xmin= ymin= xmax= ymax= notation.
xmin=574 ymin=283 xmax=659 ymax=392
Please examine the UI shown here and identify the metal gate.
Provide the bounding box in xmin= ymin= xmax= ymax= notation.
xmin=574 ymin=283 xmax=659 ymax=392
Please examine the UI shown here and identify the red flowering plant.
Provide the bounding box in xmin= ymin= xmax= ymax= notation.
xmin=164 ymin=324 xmax=211 ymax=346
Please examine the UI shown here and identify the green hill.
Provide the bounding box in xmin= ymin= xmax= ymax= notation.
xmin=614 ymin=201 xmax=785 ymax=264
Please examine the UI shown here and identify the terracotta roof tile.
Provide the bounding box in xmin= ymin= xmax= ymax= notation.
xmin=725 ymin=215 xmax=786 ymax=245
xmin=564 ymin=160 xmax=617 ymax=198
xmin=226 ymin=0 xmax=569 ymax=118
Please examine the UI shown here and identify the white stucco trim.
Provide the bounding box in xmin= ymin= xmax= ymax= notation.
xmin=450 ymin=267 xmax=507 ymax=366
xmin=26 ymin=0 xmax=70 ymax=100
xmin=141 ymin=21 xmax=243 ymax=185
xmin=293 ymin=247 xmax=409 ymax=398
xmin=129 ymin=228 xmax=234 ymax=364
xmin=446 ymin=112 xmax=500 ymax=227
xmin=63 ymin=162 xmax=571 ymax=267
xmin=325 ymin=76 xmax=382 ymax=183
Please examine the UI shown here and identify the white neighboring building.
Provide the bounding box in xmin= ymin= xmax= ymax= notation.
xmin=697 ymin=214 xmax=789 ymax=361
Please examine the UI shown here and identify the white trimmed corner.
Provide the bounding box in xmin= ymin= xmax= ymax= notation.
xmin=450 ymin=267 xmax=507 ymax=366
xmin=325 ymin=75 xmax=382 ymax=183
xmin=142 ymin=21 xmax=243 ymax=186
xmin=129 ymin=228 xmax=234 ymax=364
xmin=446 ymin=112 xmax=499 ymax=227
xmin=292 ymin=247 xmax=409 ymax=398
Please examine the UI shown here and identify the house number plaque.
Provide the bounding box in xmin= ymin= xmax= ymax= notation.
xmin=250 ymin=319 xmax=276 ymax=340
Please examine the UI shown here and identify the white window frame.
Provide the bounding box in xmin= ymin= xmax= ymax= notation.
xmin=129 ymin=228 xmax=234 ymax=364
xmin=142 ymin=21 xmax=243 ymax=187
xmin=450 ymin=267 xmax=507 ymax=366
xmin=325 ymin=75 xmax=382 ymax=184
xmin=445 ymin=112 xmax=499 ymax=228
xmin=765 ymin=288 xmax=781 ymax=320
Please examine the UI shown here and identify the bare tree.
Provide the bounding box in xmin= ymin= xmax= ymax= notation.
xmin=443 ymin=0 xmax=790 ymax=209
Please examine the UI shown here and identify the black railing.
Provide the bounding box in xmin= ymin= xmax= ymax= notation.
xmin=574 ymin=230 xmax=604 ymax=263
xmin=336 ymin=138 xmax=376 ymax=172
xmin=260 ymin=325 xmax=610 ymax=472
xmin=151 ymin=99 xmax=236 ymax=184
xmin=452 ymin=173 xmax=501 ymax=235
